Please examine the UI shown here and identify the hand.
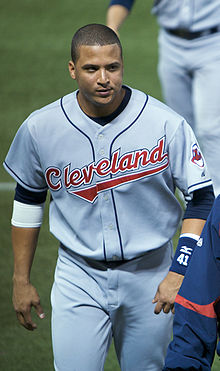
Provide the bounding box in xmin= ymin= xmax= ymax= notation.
xmin=13 ymin=280 xmax=45 ymax=331
xmin=152 ymin=271 xmax=184 ymax=315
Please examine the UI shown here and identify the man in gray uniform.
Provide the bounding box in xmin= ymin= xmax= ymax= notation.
xmin=4 ymin=24 xmax=214 ymax=370
xmin=107 ymin=0 xmax=220 ymax=196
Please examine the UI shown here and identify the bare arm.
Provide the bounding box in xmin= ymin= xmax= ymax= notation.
xmin=106 ymin=5 xmax=130 ymax=34
xmin=12 ymin=226 xmax=45 ymax=331
xmin=153 ymin=218 xmax=205 ymax=314
xmin=180 ymin=218 xmax=205 ymax=235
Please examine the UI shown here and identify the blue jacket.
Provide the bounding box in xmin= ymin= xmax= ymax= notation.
xmin=164 ymin=195 xmax=220 ymax=370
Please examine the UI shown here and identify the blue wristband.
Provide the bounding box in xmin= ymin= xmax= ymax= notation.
xmin=169 ymin=235 xmax=199 ymax=276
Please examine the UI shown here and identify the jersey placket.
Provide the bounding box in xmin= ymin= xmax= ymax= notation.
xmin=179 ymin=0 xmax=193 ymax=29
xmin=95 ymin=130 xmax=123 ymax=262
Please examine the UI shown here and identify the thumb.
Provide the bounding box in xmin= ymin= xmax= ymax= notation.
xmin=35 ymin=303 xmax=45 ymax=319
xmin=152 ymin=290 xmax=159 ymax=304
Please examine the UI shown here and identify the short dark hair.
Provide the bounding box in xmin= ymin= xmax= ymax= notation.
xmin=71 ymin=24 xmax=122 ymax=62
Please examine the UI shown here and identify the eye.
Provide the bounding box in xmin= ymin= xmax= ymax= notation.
xmin=109 ymin=64 xmax=117 ymax=71
xmin=83 ymin=65 xmax=98 ymax=73
xmin=87 ymin=67 xmax=97 ymax=72
xmin=108 ymin=63 xmax=120 ymax=72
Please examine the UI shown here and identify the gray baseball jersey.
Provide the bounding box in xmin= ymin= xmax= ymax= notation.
xmin=152 ymin=0 xmax=220 ymax=30
xmin=4 ymin=87 xmax=212 ymax=261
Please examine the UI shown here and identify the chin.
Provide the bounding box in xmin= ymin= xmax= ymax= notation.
xmin=94 ymin=98 xmax=113 ymax=107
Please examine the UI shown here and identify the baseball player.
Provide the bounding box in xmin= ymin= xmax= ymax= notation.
xmin=107 ymin=0 xmax=220 ymax=197
xmin=163 ymin=195 xmax=220 ymax=370
xmin=4 ymin=24 xmax=215 ymax=371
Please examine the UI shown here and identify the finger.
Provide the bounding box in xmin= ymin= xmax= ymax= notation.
xmin=154 ymin=301 xmax=164 ymax=315
xmin=34 ymin=303 xmax=45 ymax=319
xmin=16 ymin=312 xmax=36 ymax=331
xmin=162 ymin=303 xmax=172 ymax=314
xmin=152 ymin=291 xmax=159 ymax=304
xmin=22 ymin=309 xmax=37 ymax=330
xmin=16 ymin=312 xmax=26 ymax=327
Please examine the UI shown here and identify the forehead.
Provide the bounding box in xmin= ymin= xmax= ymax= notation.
xmin=76 ymin=44 xmax=122 ymax=64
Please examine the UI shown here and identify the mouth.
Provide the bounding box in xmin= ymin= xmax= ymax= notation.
xmin=96 ymin=88 xmax=112 ymax=97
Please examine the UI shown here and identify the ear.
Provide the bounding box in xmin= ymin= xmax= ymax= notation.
xmin=68 ymin=61 xmax=76 ymax=80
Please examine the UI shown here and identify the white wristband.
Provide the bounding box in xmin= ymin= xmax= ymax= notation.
xmin=179 ymin=233 xmax=200 ymax=241
xmin=11 ymin=200 xmax=45 ymax=228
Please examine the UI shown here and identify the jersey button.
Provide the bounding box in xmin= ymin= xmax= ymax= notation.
xmin=98 ymin=134 xmax=104 ymax=140
xmin=109 ymin=223 xmax=113 ymax=230
xmin=112 ymin=255 xmax=120 ymax=261
xmin=100 ymin=149 xmax=105 ymax=156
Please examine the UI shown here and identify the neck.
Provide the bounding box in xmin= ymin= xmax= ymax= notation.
xmin=77 ymin=88 xmax=125 ymax=118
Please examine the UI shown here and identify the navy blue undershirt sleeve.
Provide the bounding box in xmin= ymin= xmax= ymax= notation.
xmin=14 ymin=183 xmax=47 ymax=205
xmin=109 ymin=0 xmax=135 ymax=11
xmin=183 ymin=185 xmax=215 ymax=220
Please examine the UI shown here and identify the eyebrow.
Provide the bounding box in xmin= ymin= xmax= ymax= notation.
xmin=82 ymin=62 xmax=121 ymax=69
xmin=82 ymin=64 xmax=98 ymax=69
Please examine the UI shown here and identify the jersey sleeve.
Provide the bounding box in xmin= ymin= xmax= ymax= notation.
xmin=168 ymin=120 xmax=212 ymax=200
xmin=109 ymin=0 xmax=135 ymax=11
xmin=3 ymin=117 xmax=48 ymax=192
xmin=163 ymin=196 xmax=220 ymax=370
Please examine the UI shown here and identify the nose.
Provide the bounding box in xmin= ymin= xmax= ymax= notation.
xmin=97 ymin=69 xmax=109 ymax=85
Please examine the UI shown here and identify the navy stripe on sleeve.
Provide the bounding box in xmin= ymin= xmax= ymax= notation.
xmin=183 ymin=185 xmax=215 ymax=220
xmin=14 ymin=183 xmax=47 ymax=205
